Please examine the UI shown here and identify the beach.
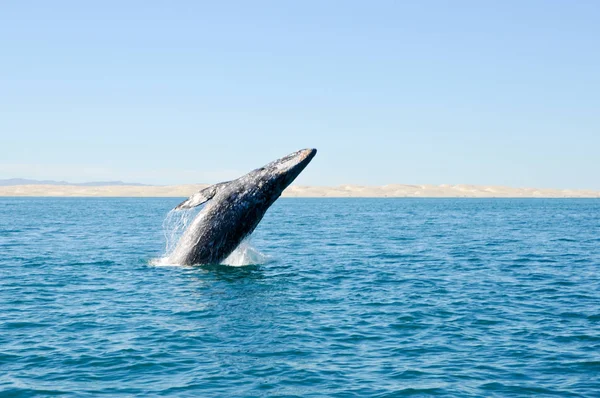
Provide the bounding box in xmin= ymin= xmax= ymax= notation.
xmin=1 ymin=184 xmax=599 ymax=198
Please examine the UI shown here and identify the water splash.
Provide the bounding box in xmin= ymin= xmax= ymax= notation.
xmin=163 ymin=208 xmax=197 ymax=255
xmin=150 ymin=208 xmax=198 ymax=266
xmin=221 ymin=240 xmax=270 ymax=267
xmin=151 ymin=208 xmax=269 ymax=267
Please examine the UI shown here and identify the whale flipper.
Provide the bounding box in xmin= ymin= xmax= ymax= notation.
xmin=174 ymin=181 xmax=231 ymax=210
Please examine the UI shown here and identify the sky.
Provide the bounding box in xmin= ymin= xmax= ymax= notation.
xmin=1 ymin=1 xmax=599 ymax=188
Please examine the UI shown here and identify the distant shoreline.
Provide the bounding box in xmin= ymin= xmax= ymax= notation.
xmin=1 ymin=184 xmax=599 ymax=198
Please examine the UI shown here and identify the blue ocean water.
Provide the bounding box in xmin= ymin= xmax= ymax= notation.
xmin=1 ymin=198 xmax=599 ymax=397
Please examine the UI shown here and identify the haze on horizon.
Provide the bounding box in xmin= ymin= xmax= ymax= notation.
xmin=1 ymin=1 xmax=598 ymax=190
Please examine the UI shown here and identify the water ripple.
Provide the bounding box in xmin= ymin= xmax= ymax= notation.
xmin=1 ymin=198 xmax=599 ymax=396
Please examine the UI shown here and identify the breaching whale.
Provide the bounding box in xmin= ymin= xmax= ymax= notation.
xmin=167 ymin=148 xmax=317 ymax=265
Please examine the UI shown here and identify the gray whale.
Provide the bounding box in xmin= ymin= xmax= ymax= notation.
xmin=168 ymin=148 xmax=317 ymax=265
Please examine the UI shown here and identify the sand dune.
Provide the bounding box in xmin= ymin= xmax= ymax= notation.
xmin=1 ymin=184 xmax=598 ymax=198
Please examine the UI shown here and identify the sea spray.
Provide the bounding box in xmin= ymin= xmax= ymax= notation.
xmin=150 ymin=207 xmax=199 ymax=266
xmin=221 ymin=240 xmax=270 ymax=267
xmin=162 ymin=207 xmax=197 ymax=256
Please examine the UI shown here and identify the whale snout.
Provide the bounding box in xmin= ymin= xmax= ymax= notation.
xmin=256 ymin=148 xmax=317 ymax=192
xmin=299 ymin=148 xmax=317 ymax=162
xmin=271 ymin=148 xmax=317 ymax=176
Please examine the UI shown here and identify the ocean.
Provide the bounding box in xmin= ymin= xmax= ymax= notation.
xmin=1 ymin=198 xmax=599 ymax=396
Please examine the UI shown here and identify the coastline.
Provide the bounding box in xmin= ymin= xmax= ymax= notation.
xmin=1 ymin=184 xmax=599 ymax=198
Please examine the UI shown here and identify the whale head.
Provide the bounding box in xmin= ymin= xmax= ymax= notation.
xmin=175 ymin=148 xmax=317 ymax=211
xmin=238 ymin=148 xmax=317 ymax=204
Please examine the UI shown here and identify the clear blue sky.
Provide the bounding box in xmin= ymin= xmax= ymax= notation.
xmin=1 ymin=1 xmax=598 ymax=188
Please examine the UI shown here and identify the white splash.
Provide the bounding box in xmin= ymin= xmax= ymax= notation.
xmin=151 ymin=208 xmax=269 ymax=267
xmin=221 ymin=240 xmax=270 ymax=267
xmin=163 ymin=208 xmax=197 ymax=255
xmin=150 ymin=208 xmax=198 ymax=266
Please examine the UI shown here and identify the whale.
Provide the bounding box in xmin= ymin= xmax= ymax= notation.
xmin=167 ymin=148 xmax=317 ymax=265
